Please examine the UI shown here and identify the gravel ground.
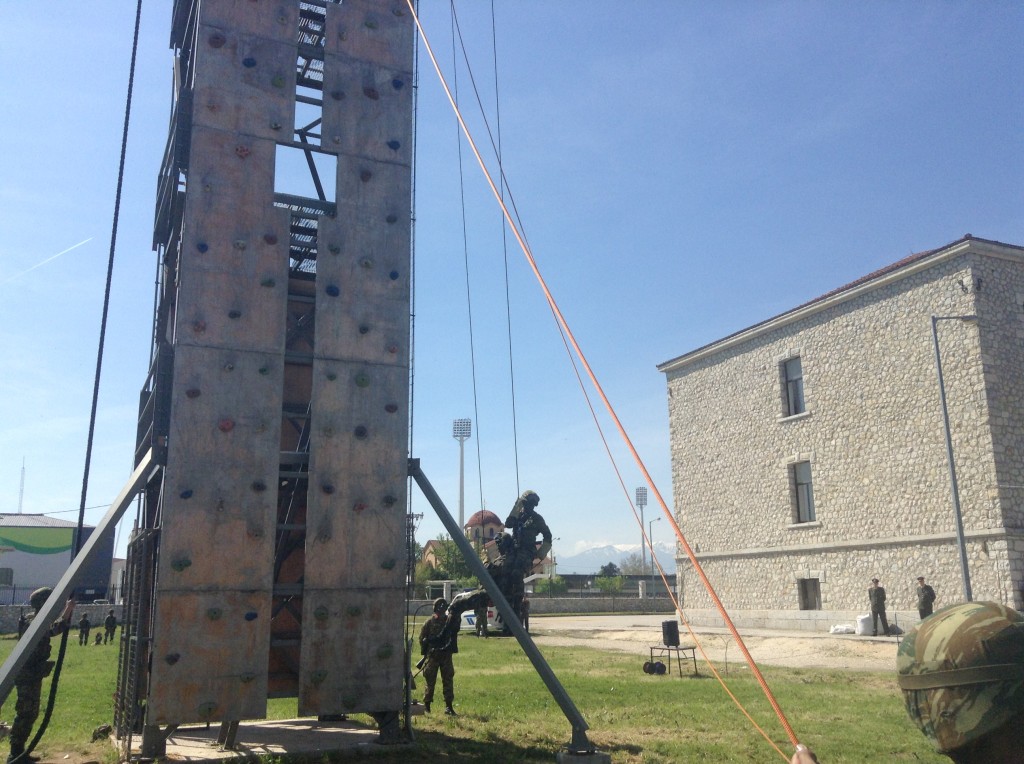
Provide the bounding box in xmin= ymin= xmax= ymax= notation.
xmin=527 ymin=615 xmax=901 ymax=673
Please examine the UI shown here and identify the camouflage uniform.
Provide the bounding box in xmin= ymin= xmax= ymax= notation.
xmin=77 ymin=614 xmax=90 ymax=646
xmin=418 ymin=603 xmax=457 ymax=712
xmin=103 ymin=611 xmax=117 ymax=644
xmin=10 ymin=589 xmax=68 ymax=763
xmin=504 ymin=491 xmax=551 ymax=621
xmin=897 ymin=601 xmax=1024 ymax=755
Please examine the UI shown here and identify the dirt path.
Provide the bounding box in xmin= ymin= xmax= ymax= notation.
xmin=529 ymin=618 xmax=900 ymax=673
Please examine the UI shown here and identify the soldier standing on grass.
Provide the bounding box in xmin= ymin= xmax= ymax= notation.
xmin=77 ymin=614 xmax=90 ymax=646
xmin=418 ymin=598 xmax=458 ymax=716
xmin=103 ymin=610 xmax=117 ymax=644
xmin=8 ymin=588 xmax=75 ymax=764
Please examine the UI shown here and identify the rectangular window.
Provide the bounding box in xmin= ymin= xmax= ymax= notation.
xmin=798 ymin=578 xmax=821 ymax=610
xmin=782 ymin=356 xmax=805 ymax=416
xmin=792 ymin=460 xmax=816 ymax=523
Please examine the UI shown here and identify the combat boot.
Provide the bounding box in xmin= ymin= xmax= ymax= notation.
xmin=423 ymin=700 xmax=431 ymax=713
xmin=445 ymin=705 xmax=457 ymax=716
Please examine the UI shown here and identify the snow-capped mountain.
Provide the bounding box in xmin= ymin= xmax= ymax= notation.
xmin=556 ymin=542 xmax=675 ymax=575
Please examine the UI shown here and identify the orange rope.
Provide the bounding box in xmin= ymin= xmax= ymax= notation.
xmin=407 ymin=2 xmax=801 ymax=758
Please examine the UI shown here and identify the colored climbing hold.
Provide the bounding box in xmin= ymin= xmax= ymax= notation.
xmin=263 ymin=233 xmax=278 ymax=245
xmin=315 ymin=606 xmax=329 ymax=621
xmin=391 ymin=78 xmax=404 ymax=90
xmin=358 ymin=324 xmax=370 ymax=334
xmin=270 ymin=121 xmax=282 ymax=130
xmin=376 ymin=644 xmax=393 ymax=660
xmin=261 ymin=277 xmax=276 ymax=287
xmin=271 ymin=74 xmax=285 ymax=88
xmin=218 ymin=418 xmax=235 ymax=433
xmin=360 ymin=170 xmax=372 ymax=182
xmin=354 ymin=373 xmax=370 ymax=388
xmin=363 ymin=86 xmax=379 ymax=100
xmin=165 ymin=653 xmax=181 ymax=665
xmin=329 ymin=244 xmax=340 ymax=254
xmin=207 ymin=608 xmax=222 ymax=620
xmin=240 ymin=672 xmax=255 ymax=683
xmin=380 ymin=558 xmax=396 ymax=569
xmin=389 ymin=270 xmax=400 ymax=280
xmin=364 ymin=19 xmax=379 ymax=30
xmin=385 ymin=214 xmax=398 ymax=224
xmin=382 ymin=495 xmax=396 ymax=507
xmin=354 ymin=425 xmax=368 ymax=439
xmin=385 ymin=403 xmax=398 ymax=413
xmin=197 ymin=242 xmax=209 ymax=252
xmin=179 ymin=489 xmax=194 ymax=499
xmin=352 ymin=502 xmax=368 ymax=514
xmin=209 ymin=33 xmax=226 ymax=48
xmin=192 ymin=320 xmax=206 ymax=334
xmin=386 ymin=140 xmax=401 ymax=151
xmin=198 ymin=702 xmax=218 ymax=717
xmin=330 ymin=90 xmax=345 ymax=101
xmin=259 ymin=366 xmax=270 ymax=375
xmin=251 ymin=480 xmax=267 ymax=493
xmin=233 ymin=239 xmax=247 ymax=250
xmin=234 ymin=146 xmax=250 ymax=159
xmin=322 ymin=483 xmax=335 ymax=494
xmin=311 ymin=670 xmax=328 ymax=685
xmin=242 ymin=57 xmax=257 ymax=68
xmin=359 ymin=257 xmax=373 ymax=269
xmin=228 ymin=310 xmax=241 ymax=319
xmin=346 ymin=605 xmax=362 ymax=617
xmin=244 ymin=611 xmax=258 ymax=621
xmin=326 ymin=284 xmax=340 ymax=297
xmin=171 ymin=558 xmax=192 ymax=572
xmin=326 ymin=372 xmax=337 ymax=381
xmin=387 ymin=345 xmax=398 ymax=354
xmin=186 ymin=388 xmax=201 ymax=399
xmin=223 ymin=363 xmax=234 ymax=371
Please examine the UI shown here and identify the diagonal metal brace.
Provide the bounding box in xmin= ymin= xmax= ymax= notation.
xmin=409 ymin=458 xmax=595 ymax=754
xmin=0 ymin=451 xmax=159 ymax=704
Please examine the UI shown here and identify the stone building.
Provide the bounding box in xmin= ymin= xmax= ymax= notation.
xmin=658 ymin=235 xmax=1024 ymax=630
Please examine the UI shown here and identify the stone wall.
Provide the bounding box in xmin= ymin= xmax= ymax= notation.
xmin=662 ymin=240 xmax=1024 ymax=614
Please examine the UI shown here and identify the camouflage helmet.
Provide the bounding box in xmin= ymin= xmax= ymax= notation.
xmin=433 ymin=598 xmax=448 ymax=613
xmin=520 ymin=490 xmax=540 ymax=507
xmin=897 ymin=601 xmax=1024 ymax=753
xmin=29 ymin=587 xmax=53 ymax=611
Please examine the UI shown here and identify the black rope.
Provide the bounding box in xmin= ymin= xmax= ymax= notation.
xmin=15 ymin=2 xmax=144 ymax=761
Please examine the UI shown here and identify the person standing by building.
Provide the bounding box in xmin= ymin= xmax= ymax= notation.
xmin=868 ymin=578 xmax=890 ymax=636
xmin=103 ymin=609 xmax=117 ymax=644
xmin=915 ymin=576 xmax=936 ymax=620
xmin=9 ymin=588 xmax=75 ymax=764
xmin=77 ymin=614 xmax=90 ymax=646
xmin=418 ymin=598 xmax=458 ymax=716
xmin=473 ymin=602 xmax=488 ymax=638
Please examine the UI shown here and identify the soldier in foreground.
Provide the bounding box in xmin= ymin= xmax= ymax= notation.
xmin=8 ymin=588 xmax=75 ymax=764
xmin=897 ymin=600 xmax=1024 ymax=763
xmin=418 ymin=598 xmax=458 ymax=716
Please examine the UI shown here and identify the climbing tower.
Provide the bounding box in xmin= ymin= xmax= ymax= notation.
xmin=118 ymin=0 xmax=413 ymax=744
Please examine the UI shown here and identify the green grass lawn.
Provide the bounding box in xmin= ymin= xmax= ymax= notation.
xmin=0 ymin=631 xmax=945 ymax=763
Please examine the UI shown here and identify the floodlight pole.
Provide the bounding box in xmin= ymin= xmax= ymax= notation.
xmin=931 ymin=315 xmax=977 ymax=602
xmin=452 ymin=418 xmax=472 ymax=532
xmin=636 ymin=487 xmax=647 ymax=580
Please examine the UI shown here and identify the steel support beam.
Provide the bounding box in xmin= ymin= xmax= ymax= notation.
xmin=0 ymin=450 xmax=159 ymax=702
xmin=408 ymin=458 xmax=595 ymax=754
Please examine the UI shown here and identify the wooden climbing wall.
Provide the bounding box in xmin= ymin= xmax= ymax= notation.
xmin=147 ymin=0 xmax=413 ymax=724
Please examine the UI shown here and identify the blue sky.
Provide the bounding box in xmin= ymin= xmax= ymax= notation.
xmin=0 ymin=3 xmax=1021 ymax=570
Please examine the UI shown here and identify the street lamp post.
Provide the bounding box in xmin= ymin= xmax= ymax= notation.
xmin=635 ymin=487 xmax=647 ymax=581
xmin=452 ymin=418 xmax=472 ymax=532
xmin=930 ymin=315 xmax=977 ymax=602
xmin=648 ymin=516 xmax=661 ymax=590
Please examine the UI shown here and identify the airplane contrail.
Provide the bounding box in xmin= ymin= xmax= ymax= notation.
xmin=1 ymin=237 xmax=94 ymax=284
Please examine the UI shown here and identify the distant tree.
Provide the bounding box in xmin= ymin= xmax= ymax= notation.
xmin=433 ymin=534 xmax=473 ymax=581
xmin=619 ymin=552 xmax=644 ymax=576
xmin=594 ymin=575 xmax=624 ymax=595
xmin=598 ymin=562 xmax=621 ymax=578
xmin=535 ymin=576 xmax=569 ymax=596
xmin=409 ymin=539 xmax=424 ymax=563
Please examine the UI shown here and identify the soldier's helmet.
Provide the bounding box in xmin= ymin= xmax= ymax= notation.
xmin=520 ymin=490 xmax=540 ymax=507
xmin=433 ymin=598 xmax=448 ymax=613
xmin=897 ymin=601 xmax=1024 ymax=753
xmin=29 ymin=587 xmax=53 ymax=611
